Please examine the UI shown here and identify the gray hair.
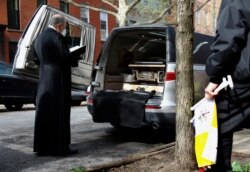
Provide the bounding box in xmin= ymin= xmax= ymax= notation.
xmin=49 ymin=14 xmax=66 ymax=26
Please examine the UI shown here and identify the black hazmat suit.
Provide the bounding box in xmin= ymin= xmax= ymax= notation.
xmin=33 ymin=27 xmax=77 ymax=155
xmin=206 ymin=0 xmax=250 ymax=134
xmin=205 ymin=0 xmax=250 ymax=170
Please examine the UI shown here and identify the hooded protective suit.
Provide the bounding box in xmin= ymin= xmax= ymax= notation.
xmin=205 ymin=1 xmax=250 ymax=171
xmin=206 ymin=0 xmax=250 ymax=134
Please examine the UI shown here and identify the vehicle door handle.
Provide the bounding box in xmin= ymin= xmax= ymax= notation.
xmin=91 ymin=81 xmax=100 ymax=87
xmin=94 ymin=66 xmax=103 ymax=71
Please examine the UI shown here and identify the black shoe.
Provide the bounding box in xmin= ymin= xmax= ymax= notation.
xmin=63 ymin=148 xmax=78 ymax=156
xmin=69 ymin=148 xmax=78 ymax=155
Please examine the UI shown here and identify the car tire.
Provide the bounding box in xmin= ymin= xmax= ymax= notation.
xmin=4 ymin=103 xmax=23 ymax=111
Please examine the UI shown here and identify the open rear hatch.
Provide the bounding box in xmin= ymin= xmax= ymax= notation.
xmin=13 ymin=5 xmax=96 ymax=90
xmin=91 ymin=27 xmax=175 ymax=127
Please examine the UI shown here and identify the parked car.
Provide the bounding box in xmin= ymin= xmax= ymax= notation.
xmin=86 ymin=25 xmax=214 ymax=129
xmin=0 ymin=61 xmax=86 ymax=111
xmin=0 ymin=61 xmax=36 ymax=111
xmin=12 ymin=5 xmax=95 ymax=110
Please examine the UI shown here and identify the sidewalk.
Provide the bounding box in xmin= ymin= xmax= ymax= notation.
xmin=233 ymin=129 xmax=250 ymax=155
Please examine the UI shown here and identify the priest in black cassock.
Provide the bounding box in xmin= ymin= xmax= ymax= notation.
xmin=33 ymin=14 xmax=78 ymax=156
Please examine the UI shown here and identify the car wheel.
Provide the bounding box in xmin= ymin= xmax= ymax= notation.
xmin=4 ymin=103 xmax=23 ymax=111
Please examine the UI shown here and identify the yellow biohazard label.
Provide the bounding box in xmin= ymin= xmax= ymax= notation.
xmin=191 ymin=98 xmax=218 ymax=168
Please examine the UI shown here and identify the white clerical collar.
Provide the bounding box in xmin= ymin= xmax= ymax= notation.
xmin=48 ymin=24 xmax=56 ymax=31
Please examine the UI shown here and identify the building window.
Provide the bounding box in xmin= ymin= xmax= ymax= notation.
xmin=60 ymin=1 xmax=69 ymax=13
xmin=80 ymin=8 xmax=89 ymax=23
xmin=205 ymin=11 xmax=209 ymax=27
xmin=7 ymin=0 xmax=20 ymax=30
xmin=195 ymin=11 xmax=200 ymax=25
xmin=100 ymin=12 xmax=108 ymax=41
xmin=9 ymin=42 xmax=18 ymax=64
xmin=37 ymin=0 xmax=47 ymax=7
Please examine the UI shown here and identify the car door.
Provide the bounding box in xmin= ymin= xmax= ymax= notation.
xmin=0 ymin=62 xmax=12 ymax=104
xmin=13 ymin=5 xmax=96 ymax=91
xmin=0 ymin=74 xmax=36 ymax=103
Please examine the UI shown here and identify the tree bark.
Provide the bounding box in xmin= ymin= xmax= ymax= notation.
xmin=175 ymin=0 xmax=197 ymax=171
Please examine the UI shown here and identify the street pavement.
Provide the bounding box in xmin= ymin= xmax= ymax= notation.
xmin=233 ymin=129 xmax=250 ymax=155
xmin=0 ymin=104 xmax=249 ymax=172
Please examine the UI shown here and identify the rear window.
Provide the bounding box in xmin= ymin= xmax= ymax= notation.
xmin=108 ymin=29 xmax=167 ymax=67
xmin=105 ymin=27 xmax=213 ymax=69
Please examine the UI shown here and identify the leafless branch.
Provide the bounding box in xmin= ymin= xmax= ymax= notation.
xmin=63 ymin=0 xmax=117 ymax=17
xmin=101 ymin=0 xmax=119 ymax=11
xmin=136 ymin=2 xmax=177 ymax=25
xmin=194 ymin=0 xmax=211 ymax=12
xmin=126 ymin=0 xmax=141 ymax=15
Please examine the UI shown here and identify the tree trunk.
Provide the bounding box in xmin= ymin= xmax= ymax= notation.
xmin=175 ymin=0 xmax=197 ymax=171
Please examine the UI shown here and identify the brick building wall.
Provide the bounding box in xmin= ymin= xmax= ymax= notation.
xmin=0 ymin=0 xmax=7 ymax=62
xmin=0 ymin=0 xmax=117 ymax=64
xmin=194 ymin=0 xmax=222 ymax=35
xmin=0 ymin=0 xmax=7 ymax=25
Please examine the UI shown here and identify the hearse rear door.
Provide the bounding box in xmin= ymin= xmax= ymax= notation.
xmin=13 ymin=5 xmax=96 ymax=90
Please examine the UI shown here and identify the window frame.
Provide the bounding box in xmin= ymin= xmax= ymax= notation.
xmin=204 ymin=10 xmax=209 ymax=27
xmin=195 ymin=10 xmax=200 ymax=25
xmin=80 ymin=7 xmax=90 ymax=23
xmin=60 ymin=1 xmax=69 ymax=14
xmin=37 ymin=0 xmax=47 ymax=7
xmin=7 ymin=0 xmax=20 ymax=30
xmin=100 ymin=11 xmax=108 ymax=41
xmin=8 ymin=41 xmax=18 ymax=64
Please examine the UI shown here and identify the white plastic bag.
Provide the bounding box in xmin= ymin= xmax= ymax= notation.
xmin=191 ymin=98 xmax=218 ymax=167
xmin=190 ymin=75 xmax=233 ymax=168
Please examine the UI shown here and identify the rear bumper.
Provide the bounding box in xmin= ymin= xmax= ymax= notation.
xmin=86 ymin=90 xmax=176 ymax=129
xmin=87 ymin=103 xmax=176 ymax=129
xmin=144 ymin=111 xmax=175 ymax=129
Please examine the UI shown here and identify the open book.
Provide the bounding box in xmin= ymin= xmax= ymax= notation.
xmin=69 ymin=45 xmax=86 ymax=59
xmin=69 ymin=45 xmax=86 ymax=67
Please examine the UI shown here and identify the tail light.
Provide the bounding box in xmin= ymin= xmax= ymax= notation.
xmin=86 ymin=85 xmax=93 ymax=105
xmin=165 ymin=72 xmax=176 ymax=81
xmin=86 ymin=85 xmax=92 ymax=96
xmin=145 ymin=105 xmax=161 ymax=109
xmin=86 ymin=91 xmax=91 ymax=96
xmin=87 ymin=97 xmax=93 ymax=105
